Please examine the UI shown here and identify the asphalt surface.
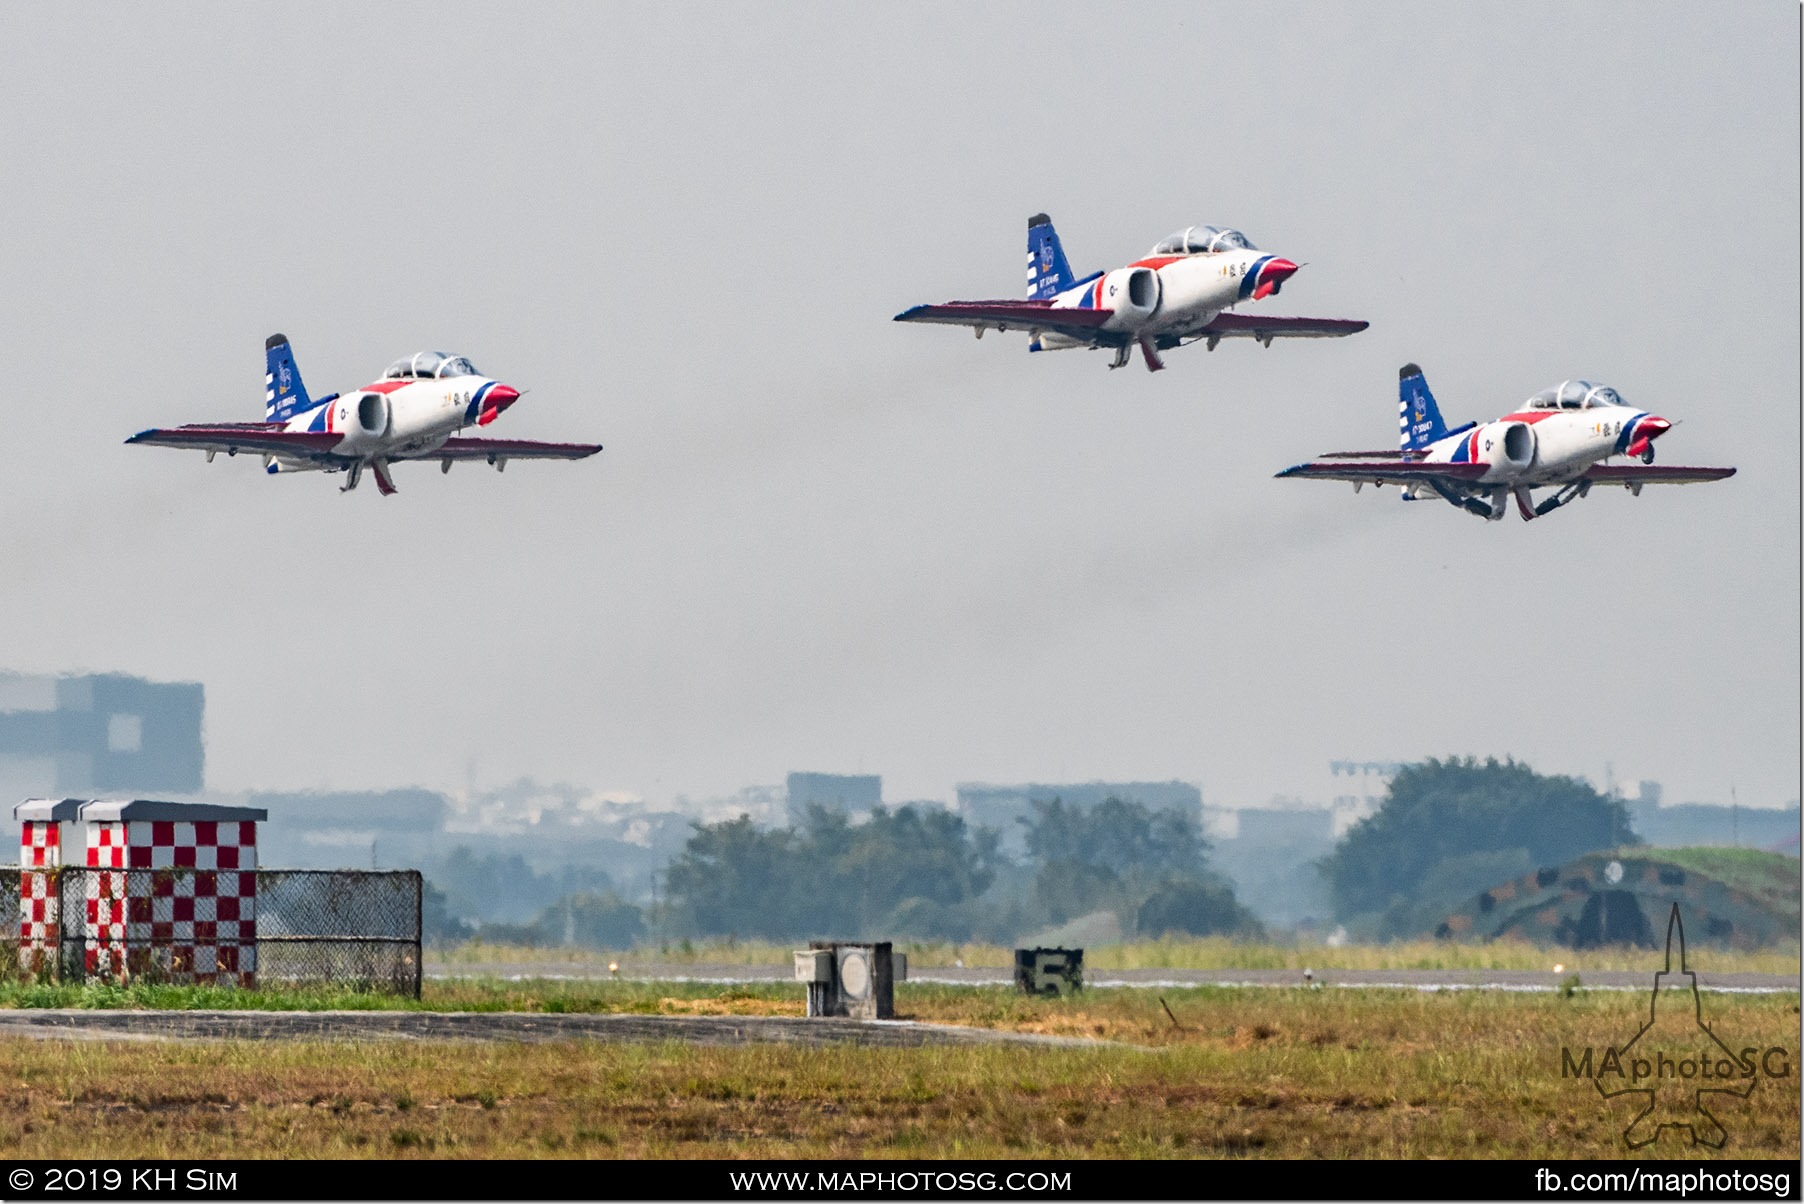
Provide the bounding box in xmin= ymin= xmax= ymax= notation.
xmin=2 ymin=964 xmax=1789 ymax=1045
xmin=0 ymin=1008 xmax=1107 ymax=1047
xmin=428 ymin=961 xmax=1801 ymax=994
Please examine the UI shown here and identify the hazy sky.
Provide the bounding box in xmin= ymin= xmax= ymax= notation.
xmin=1 ymin=4 xmax=1796 ymax=812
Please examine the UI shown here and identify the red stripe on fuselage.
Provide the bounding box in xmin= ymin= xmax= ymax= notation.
xmin=1499 ymin=411 xmax=1559 ymax=424
xmin=1128 ymin=255 xmax=1189 ymax=271
xmin=358 ymin=380 xmax=412 ymax=394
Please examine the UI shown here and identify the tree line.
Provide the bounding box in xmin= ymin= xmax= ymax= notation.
xmin=426 ymin=757 xmax=1642 ymax=947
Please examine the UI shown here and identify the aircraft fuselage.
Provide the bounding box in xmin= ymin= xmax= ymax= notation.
xmin=270 ymin=374 xmax=520 ymax=473
xmin=1037 ymin=247 xmax=1286 ymax=348
xmin=1410 ymin=403 xmax=1669 ymax=488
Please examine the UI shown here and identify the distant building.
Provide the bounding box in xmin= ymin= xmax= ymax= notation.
xmin=1209 ymin=801 xmax=1338 ymax=930
xmin=786 ymin=772 xmax=882 ymax=825
xmin=0 ymin=671 xmax=204 ymax=802
xmin=1327 ymin=760 xmax=1403 ymax=834
xmin=956 ymin=780 xmax=1202 ymax=855
xmin=1235 ymin=807 xmax=1335 ymax=846
xmin=1624 ymin=796 xmax=1800 ymax=851
xmin=252 ymin=788 xmax=450 ymax=869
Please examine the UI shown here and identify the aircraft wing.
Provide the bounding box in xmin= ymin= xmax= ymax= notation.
xmin=893 ymin=300 xmax=1117 ymax=342
xmin=1275 ymin=458 xmax=1490 ymax=484
xmin=1580 ymin=464 xmax=1737 ymax=487
xmin=1198 ymin=313 xmax=1370 ymax=341
xmin=125 ymin=424 xmax=344 ymax=459
xmin=394 ymin=437 xmax=603 ymax=464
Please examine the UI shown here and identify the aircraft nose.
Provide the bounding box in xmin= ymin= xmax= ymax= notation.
xmin=477 ymin=383 xmax=520 ymax=426
xmin=1253 ymin=258 xmax=1299 ymax=300
xmin=1624 ymin=415 xmax=1671 ymax=462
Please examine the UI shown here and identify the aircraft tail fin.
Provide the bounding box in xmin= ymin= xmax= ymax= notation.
xmin=265 ymin=333 xmax=314 ymax=422
xmin=1398 ymin=362 xmax=1449 ymax=451
xmin=1026 ymin=213 xmax=1075 ymax=300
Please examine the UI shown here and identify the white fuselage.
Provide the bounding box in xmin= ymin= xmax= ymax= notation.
xmin=275 ymin=373 xmax=513 ymax=470
xmin=1038 ymin=247 xmax=1276 ymax=348
xmin=1413 ymin=403 xmax=1661 ymax=487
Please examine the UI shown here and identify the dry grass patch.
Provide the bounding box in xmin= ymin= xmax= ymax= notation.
xmin=1 ymin=988 xmax=1795 ymax=1159
xmin=652 ymin=993 xmax=803 ymax=1018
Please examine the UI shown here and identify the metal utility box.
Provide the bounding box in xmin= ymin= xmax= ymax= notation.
xmin=14 ymin=797 xmax=266 ymax=986
xmin=796 ymin=940 xmax=907 ymax=1019
xmin=12 ymin=799 xmax=424 ymax=996
xmin=793 ymin=948 xmax=833 ymax=984
xmin=1015 ymin=946 xmax=1084 ymax=995
xmin=15 ymin=799 xmax=85 ymax=978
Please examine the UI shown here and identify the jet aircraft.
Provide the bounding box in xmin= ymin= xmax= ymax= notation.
xmin=1276 ymin=364 xmax=1735 ymax=521
xmin=893 ymin=214 xmax=1368 ymax=372
xmin=127 ymin=334 xmax=602 ymax=495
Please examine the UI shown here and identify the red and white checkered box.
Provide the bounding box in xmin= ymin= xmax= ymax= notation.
xmin=83 ymin=821 xmax=130 ymax=977
xmin=15 ymin=800 xmax=83 ymax=977
xmin=17 ymin=800 xmax=266 ymax=985
xmin=122 ymin=819 xmax=257 ymax=982
xmin=76 ymin=801 xmax=265 ymax=988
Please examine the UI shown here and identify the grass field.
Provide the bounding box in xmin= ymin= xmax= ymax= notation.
xmin=1 ymin=978 xmax=1797 ymax=1158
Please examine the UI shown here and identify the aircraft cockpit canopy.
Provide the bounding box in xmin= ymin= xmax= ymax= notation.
xmin=1152 ymin=225 xmax=1257 ymax=255
xmin=1525 ymin=380 xmax=1624 ymax=411
xmin=383 ymin=350 xmax=481 ymax=380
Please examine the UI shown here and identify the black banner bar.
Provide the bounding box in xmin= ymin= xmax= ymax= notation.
xmin=1 ymin=1159 xmax=1799 ymax=1201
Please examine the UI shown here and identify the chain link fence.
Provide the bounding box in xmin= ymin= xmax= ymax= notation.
xmin=258 ymin=870 xmax=421 ymax=996
xmin=0 ymin=867 xmax=17 ymax=978
xmin=2 ymin=866 xmax=420 ymax=997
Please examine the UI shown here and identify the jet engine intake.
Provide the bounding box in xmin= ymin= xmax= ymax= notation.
xmin=1474 ymin=420 xmax=1535 ymax=480
xmin=1099 ymin=267 xmax=1161 ymax=330
xmin=337 ymin=392 xmax=392 ymax=450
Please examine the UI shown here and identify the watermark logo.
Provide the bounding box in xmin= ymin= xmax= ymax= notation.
xmin=1559 ymin=902 xmax=1791 ymax=1149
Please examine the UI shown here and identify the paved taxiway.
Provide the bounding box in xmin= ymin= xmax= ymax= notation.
xmin=3 ymin=965 xmax=1787 ymax=1044
xmin=430 ymin=961 xmax=1799 ymax=994
xmin=0 ymin=1008 xmax=1110 ymax=1046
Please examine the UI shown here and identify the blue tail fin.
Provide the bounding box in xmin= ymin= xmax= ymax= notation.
xmin=1398 ymin=363 xmax=1449 ymax=451
xmin=1026 ymin=213 xmax=1075 ymax=300
xmin=265 ymin=333 xmax=314 ymax=422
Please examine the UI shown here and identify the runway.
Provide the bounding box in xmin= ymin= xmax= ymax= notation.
xmin=1 ymin=959 xmax=1789 ymax=1045
xmin=0 ymin=1008 xmax=1107 ymax=1047
xmin=428 ymin=961 xmax=1801 ymax=994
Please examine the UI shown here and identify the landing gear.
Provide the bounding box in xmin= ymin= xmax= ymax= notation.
xmin=1511 ymin=480 xmax=1594 ymax=521
xmin=1456 ymin=489 xmax=1509 ymax=521
xmin=1432 ymin=479 xmax=1507 ymax=520
xmin=1530 ymin=480 xmax=1590 ymax=518
xmin=1640 ymin=444 xmax=1656 ymax=464
xmin=340 ymin=462 xmax=363 ymax=493
xmin=1108 ymin=344 xmax=1131 ymax=370
xmin=1137 ymin=337 xmax=1165 ymax=373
